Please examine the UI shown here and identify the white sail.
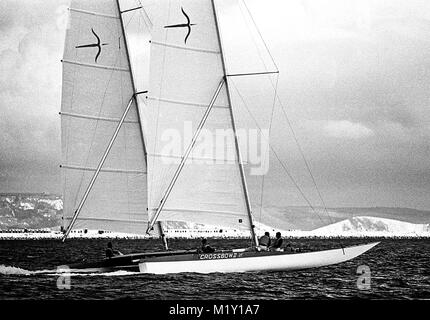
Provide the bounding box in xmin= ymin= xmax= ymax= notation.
xmin=145 ymin=0 xmax=252 ymax=231
xmin=61 ymin=0 xmax=148 ymax=234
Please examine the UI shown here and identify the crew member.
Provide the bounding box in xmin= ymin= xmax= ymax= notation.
xmin=105 ymin=242 xmax=123 ymax=258
xmin=270 ymin=232 xmax=283 ymax=251
xmin=201 ymin=238 xmax=215 ymax=253
xmin=258 ymin=232 xmax=271 ymax=251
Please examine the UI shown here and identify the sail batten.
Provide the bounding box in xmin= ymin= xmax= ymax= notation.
xmin=150 ymin=207 xmax=249 ymax=216
xmin=147 ymin=152 xmax=240 ymax=164
xmin=146 ymin=96 xmax=229 ymax=109
xmin=150 ymin=40 xmax=220 ymax=54
xmin=75 ymin=217 xmax=149 ymax=224
xmin=69 ymin=7 xmax=120 ymax=19
xmin=61 ymin=164 xmax=146 ymax=174
xmin=61 ymin=111 xmax=139 ymax=123
xmin=62 ymin=59 xmax=130 ymax=72
xmin=61 ymin=0 xmax=148 ymax=235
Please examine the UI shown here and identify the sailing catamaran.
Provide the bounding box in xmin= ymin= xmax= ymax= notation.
xmin=60 ymin=0 xmax=378 ymax=274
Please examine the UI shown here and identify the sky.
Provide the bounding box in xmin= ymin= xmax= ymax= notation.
xmin=0 ymin=0 xmax=429 ymax=210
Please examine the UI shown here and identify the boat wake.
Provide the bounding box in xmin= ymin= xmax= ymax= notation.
xmin=0 ymin=265 xmax=140 ymax=277
xmin=0 ymin=265 xmax=40 ymax=275
xmin=74 ymin=270 xmax=141 ymax=277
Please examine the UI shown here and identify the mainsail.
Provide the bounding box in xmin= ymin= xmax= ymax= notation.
xmin=61 ymin=0 xmax=148 ymax=234
xmin=144 ymin=0 xmax=253 ymax=232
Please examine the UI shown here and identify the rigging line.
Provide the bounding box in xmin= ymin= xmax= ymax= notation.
xmin=237 ymin=0 xmax=277 ymax=77
xmin=135 ymin=0 xmax=153 ymax=30
xmin=154 ymin=0 xmax=175 ymax=211
xmin=230 ymin=81 xmax=330 ymax=229
xmin=233 ymin=81 xmax=344 ymax=250
xmin=119 ymin=1 xmax=152 ymax=30
xmin=227 ymin=71 xmax=279 ymax=77
xmin=72 ymin=48 xmax=122 ymax=210
xmin=64 ymin=11 xmax=85 ymax=227
xmin=236 ymin=8 xmax=337 ymax=237
xmin=241 ymin=0 xmax=317 ymax=215
xmin=238 ymin=0 xmax=337 ymax=237
xmin=150 ymin=3 xmax=174 ymax=203
xmin=138 ymin=7 xmax=142 ymax=43
xmin=274 ymin=92 xmax=344 ymax=249
xmin=241 ymin=0 xmax=279 ymax=72
xmin=118 ymin=33 xmax=131 ymax=225
xmin=236 ymin=3 xmax=272 ymax=77
xmin=249 ymin=74 xmax=339 ymax=241
xmin=257 ymin=74 xmax=279 ymax=228
xmin=124 ymin=6 xmax=137 ymax=28
xmin=267 ymin=72 xmax=339 ymax=240
xmin=148 ymin=0 xmax=172 ymax=226
xmin=276 ymin=94 xmax=335 ymax=225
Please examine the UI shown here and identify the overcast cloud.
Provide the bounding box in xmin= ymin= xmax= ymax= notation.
xmin=0 ymin=0 xmax=429 ymax=210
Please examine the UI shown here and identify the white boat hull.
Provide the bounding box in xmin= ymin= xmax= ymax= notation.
xmin=138 ymin=242 xmax=379 ymax=274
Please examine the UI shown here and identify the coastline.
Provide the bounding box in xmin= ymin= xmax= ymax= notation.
xmin=0 ymin=229 xmax=428 ymax=240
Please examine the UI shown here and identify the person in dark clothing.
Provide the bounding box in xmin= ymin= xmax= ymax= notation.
xmin=200 ymin=238 xmax=215 ymax=253
xmin=258 ymin=232 xmax=271 ymax=251
xmin=270 ymin=232 xmax=283 ymax=251
xmin=105 ymin=242 xmax=123 ymax=258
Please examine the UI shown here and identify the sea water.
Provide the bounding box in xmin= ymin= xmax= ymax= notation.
xmin=0 ymin=238 xmax=428 ymax=299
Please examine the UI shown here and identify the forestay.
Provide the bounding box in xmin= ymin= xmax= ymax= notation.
xmin=61 ymin=0 xmax=148 ymax=234
xmin=145 ymin=0 xmax=252 ymax=231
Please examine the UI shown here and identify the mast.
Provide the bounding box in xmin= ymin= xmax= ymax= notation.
xmin=116 ymin=0 xmax=172 ymax=250
xmin=211 ymin=0 xmax=259 ymax=247
xmin=157 ymin=221 xmax=169 ymax=250
xmin=117 ymin=0 xmax=148 ymax=160
xmin=116 ymin=0 xmax=155 ymax=244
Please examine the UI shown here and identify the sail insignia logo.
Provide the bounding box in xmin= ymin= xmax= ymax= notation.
xmin=75 ymin=28 xmax=109 ymax=63
xmin=164 ymin=7 xmax=196 ymax=44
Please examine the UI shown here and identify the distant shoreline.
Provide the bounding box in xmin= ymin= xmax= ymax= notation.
xmin=0 ymin=234 xmax=428 ymax=240
xmin=1 ymin=193 xmax=429 ymax=211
